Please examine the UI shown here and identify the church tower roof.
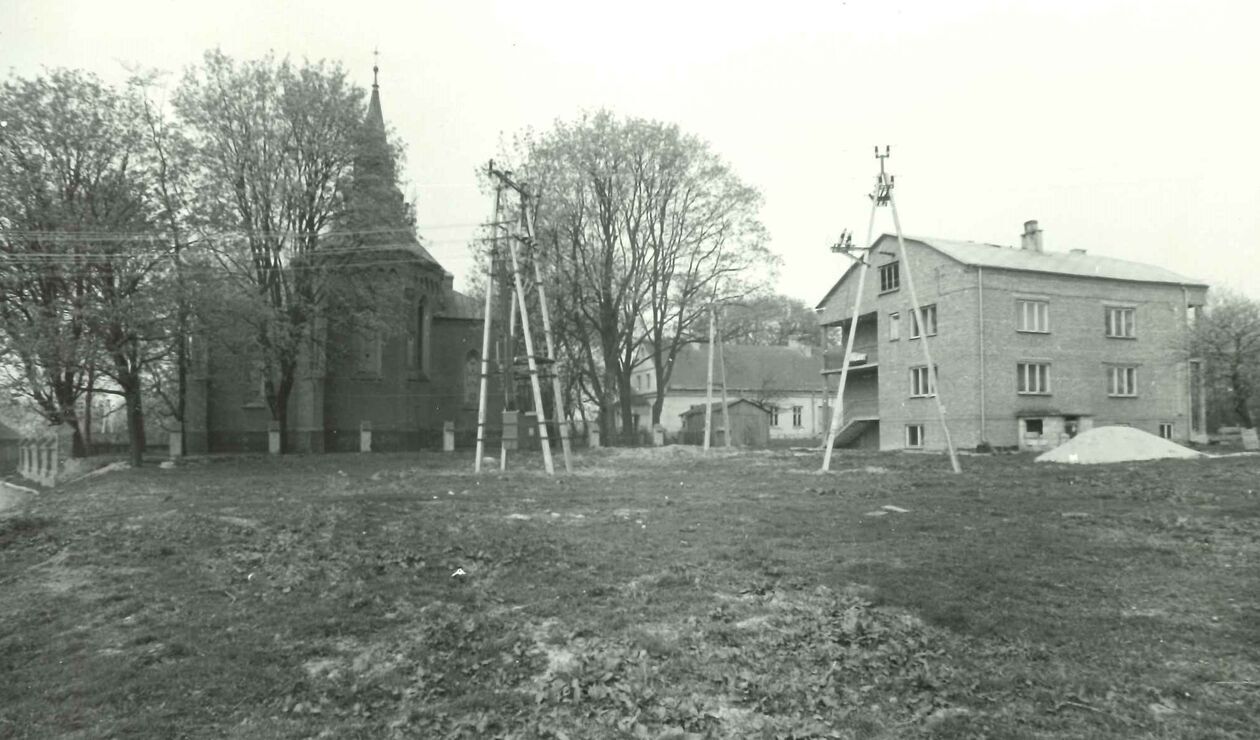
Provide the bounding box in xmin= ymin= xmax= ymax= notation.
xmin=347 ymin=61 xmax=440 ymax=268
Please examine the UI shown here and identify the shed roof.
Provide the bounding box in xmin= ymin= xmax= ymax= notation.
xmin=667 ymin=344 xmax=822 ymax=392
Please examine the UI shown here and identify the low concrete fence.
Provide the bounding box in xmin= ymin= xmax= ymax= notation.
xmin=17 ymin=434 xmax=66 ymax=487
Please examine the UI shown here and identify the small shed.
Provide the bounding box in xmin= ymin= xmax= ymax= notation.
xmin=680 ymin=399 xmax=771 ymax=448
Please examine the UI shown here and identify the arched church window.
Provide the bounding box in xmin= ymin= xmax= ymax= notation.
xmin=465 ymin=350 xmax=480 ymax=406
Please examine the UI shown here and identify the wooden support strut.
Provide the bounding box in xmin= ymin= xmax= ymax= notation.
xmin=473 ymin=185 xmax=501 ymax=473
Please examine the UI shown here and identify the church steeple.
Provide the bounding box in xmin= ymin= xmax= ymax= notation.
xmin=345 ymin=58 xmax=439 ymax=266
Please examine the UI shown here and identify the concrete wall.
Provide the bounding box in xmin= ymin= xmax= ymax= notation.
xmin=818 ymin=235 xmax=1207 ymax=451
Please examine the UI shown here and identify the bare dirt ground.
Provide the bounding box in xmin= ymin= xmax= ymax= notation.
xmin=0 ymin=447 xmax=1256 ymax=738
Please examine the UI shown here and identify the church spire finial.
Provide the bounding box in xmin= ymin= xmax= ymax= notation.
xmin=372 ymin=47 xmax=379 ymax=88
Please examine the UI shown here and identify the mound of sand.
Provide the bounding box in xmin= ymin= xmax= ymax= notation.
xmin=1035 ymin=425 xmax=1204 ymax=464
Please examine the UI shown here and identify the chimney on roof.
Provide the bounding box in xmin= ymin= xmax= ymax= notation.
xmin=1021 ymin=220 xmax=1044 ymax=252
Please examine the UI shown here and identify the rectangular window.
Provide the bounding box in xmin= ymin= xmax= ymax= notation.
xmin=879 ymin=262 xmax=900 ymax=293
xmin=910 ymin=304 xmax=937 ymax=338
xmin=1017 ymin=300 xmax=1049 ymax=333
xmin=1159 ymin=422 xmax=1173 ymax=439
xmin=888 ymin=312 xmax=900 ymax=341
xmin=792 ymin=406 xmax=803 ymax=427
xmin=1024 ymin=418 xmax=1044 ymax=435
xmin=1108 ymin=366 xmax=1138 ymax=396
xmin=1017 ymin=362 xmax=1050 ymax=394
xmin=1105 ymin=306 xmax=1136 ymax=338
xmin=770 ymin=406 xmax=780 ymax=427
xmin=910 ymin=365 xmax=937 ymax=397
xmin=905 ymin=424 xmax=925 ymax=448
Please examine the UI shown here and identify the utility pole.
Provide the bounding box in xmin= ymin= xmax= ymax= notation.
xmin=473 ymin=183 xmax=501 ymax=473
xmin=717 ymin=307 xmax=731 ymax=447
xmin=820 ymin=147 xmax=960 ymax=473
xmin=821 ymin=225 xmax=876 ymax=468
xmin=703 ymin=304 xmax=716 ymax=450
xmin=481 ymin=160 xmax=572 ymax=475
xmin=882 ymin=149 xmax=960 ymax=472
xmin=520 ymin=198 xmax=573 ymax=472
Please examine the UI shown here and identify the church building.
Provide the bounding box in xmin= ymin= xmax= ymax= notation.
xmin=183 ymin=68 xmax=489 ymax=454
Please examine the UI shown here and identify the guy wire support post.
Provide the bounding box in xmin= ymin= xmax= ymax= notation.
xmin=820 ymin=218 xmax=874 ymax=471
xmin=473 ymin=178 xmax=502 ymax=473
xmin=486 ymin=161 xmax=558 ymax=475
xmin=879 ymin=147 xmax=962 ymax=473
xmin=520 ymin=191 xmax=573 ymax=473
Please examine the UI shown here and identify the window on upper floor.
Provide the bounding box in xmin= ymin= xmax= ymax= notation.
xmin=910 ymin=304 xmax=937 ymax=338
xmin=769 ymin=406 xmax=780 ymax=427
xmin=1017 ymin=300 xmax=1049 ymax=333
xmin=888 ymin=312 xmax=901 ymax=341
xmin=910 ymin=365 xmax=937 ymax=397
xmin=792 ymin=405 xmax=803 ymax=427
xmin=1108 ymin=365 xmax=1138 ymax=397
xmin=1105 ymin=306 xmax=1136 ymax=338
xmin=1017 ymin=362 xmax=1050 ymax=394
xmin=879 ymin=262 xmax=900 ymax=293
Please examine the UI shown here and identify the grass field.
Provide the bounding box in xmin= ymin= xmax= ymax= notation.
xmin=1 ymin=447 xmax=1257 ymax=739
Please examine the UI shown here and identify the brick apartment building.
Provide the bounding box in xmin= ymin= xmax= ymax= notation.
xmin=815 ymin=221 xmax=1209 ymax=451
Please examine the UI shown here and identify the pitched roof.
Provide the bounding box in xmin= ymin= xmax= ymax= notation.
xmin=679 ymin=399 xmax=770 ymax=418
xmin=914 ymin=236 xmax=1206 ymax=286
xmin=816 ymin=233 xmax=1207 ymax=309
xmin=347 ymin=72 xmax=441 ymax=269
xmin=667 ymin=344 xmax=823 ymax=392
xmin=438 ymin=290 xmax=483 ymax=320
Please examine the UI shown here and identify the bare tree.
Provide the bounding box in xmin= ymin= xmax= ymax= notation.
xmin=1190 ymin=290 xmax=1260 ymax=428
xmin=0 ymin=70 xmax=176 ymax=463
xmin=173 ymin=51 xmax=401 ymax=452
xmin=504 ymin=112 xmax=773 ymax=438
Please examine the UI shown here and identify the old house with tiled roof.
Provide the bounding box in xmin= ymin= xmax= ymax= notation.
xmin=815 ymin=220 xmax=1209 ymax=452
xmin=629 ymin=343 xmax=827 ymax=440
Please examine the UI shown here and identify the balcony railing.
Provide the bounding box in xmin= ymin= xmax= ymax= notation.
xmin=822 ymin=344 xmax=878 ymax=374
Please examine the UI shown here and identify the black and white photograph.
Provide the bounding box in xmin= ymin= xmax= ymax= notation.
xmin=1 ymin=1 xmax=1257 ymax=737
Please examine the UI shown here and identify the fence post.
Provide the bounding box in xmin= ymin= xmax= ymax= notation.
xmin=168 ymin=430 xmax=183 ymax=459
xmin=588 ymin=425 xmax=600 ymax=449
xmin=268 ymin=421 xmax=282 ymax=455
xmin=442 ymin=421 xmax=455 ymax=452
xmin=359 ymin=421 xmax=372 ymax=453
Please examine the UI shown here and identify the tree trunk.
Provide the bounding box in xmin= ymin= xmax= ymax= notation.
xmin=125 ymin=383 xmax=145 ymax=468
xmin=273 ymin=367 xmax=296 ymax=454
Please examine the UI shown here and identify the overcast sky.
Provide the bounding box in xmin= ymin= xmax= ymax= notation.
xmin=3 ymin=0 xmax=1258 ymax=302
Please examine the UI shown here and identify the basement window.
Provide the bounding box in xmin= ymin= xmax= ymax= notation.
xmin=905 ymin=424 xmax=925 ymax=448
xmin=1159 ymin=422 xmax=1173 ymax=439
